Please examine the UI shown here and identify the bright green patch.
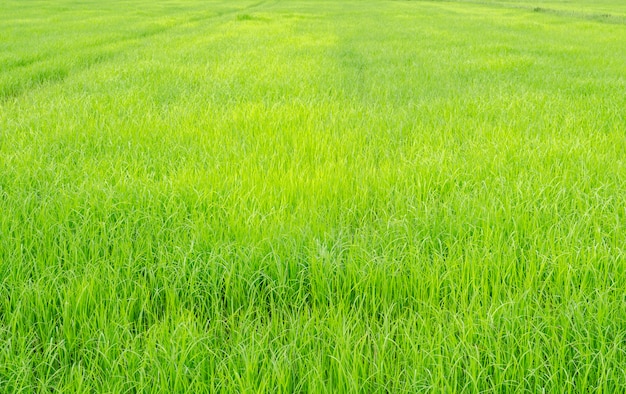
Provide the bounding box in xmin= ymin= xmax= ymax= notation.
xmin=1 ymin=0 xmax=626 ymax=392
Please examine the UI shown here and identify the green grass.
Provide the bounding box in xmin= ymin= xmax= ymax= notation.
xmin=1 ymin=0 xmax=626 ymax=392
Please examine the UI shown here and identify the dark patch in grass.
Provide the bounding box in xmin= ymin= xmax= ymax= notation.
xmin=0 ymin=68 xmax=68 ymax=102
xmin=1 ymin=56 xmax=42 ymax=70
xmin=235 ymin=13 xmax=270 ymax=22
xmin=237 ymin=13 xmax=254 ymax=21
xmin=529 ymin=6 xmax=624 ymax=24
xmin=32 ymin=68 xmax=68 ymax=85
xmin=0 ymin=83 xmax=22 ymax=102
xmin=0 ymin=51 xmax=116 ymax=102
xmin=234 ymin=1 xmax=273 ymax=22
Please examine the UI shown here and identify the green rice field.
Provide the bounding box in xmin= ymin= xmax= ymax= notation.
xmin=1 ymin=0 xmax=626 ymax=391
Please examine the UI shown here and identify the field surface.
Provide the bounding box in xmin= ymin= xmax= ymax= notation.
xmin=1 ymin=0 xmax=626 ymax=392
